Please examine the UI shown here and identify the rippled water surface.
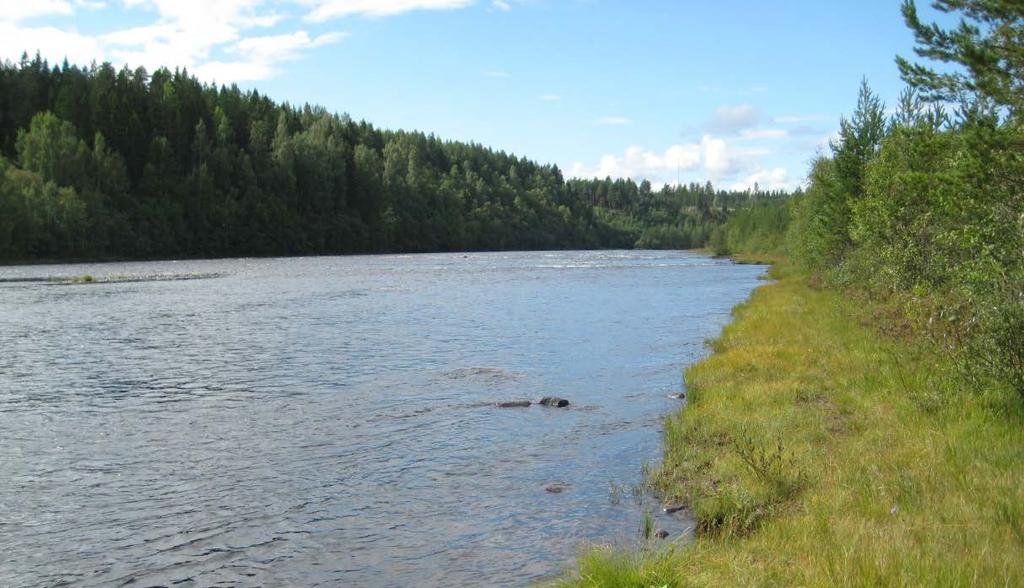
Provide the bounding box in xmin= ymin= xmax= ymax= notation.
xmin=0 ymin=251 xmax=765 ymax=587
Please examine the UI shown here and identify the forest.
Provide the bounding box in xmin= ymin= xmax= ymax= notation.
xmin=0 ymin=58 xmax=785 ymax=261
xmin=712 ymin=0 xmax=1023 ymax=397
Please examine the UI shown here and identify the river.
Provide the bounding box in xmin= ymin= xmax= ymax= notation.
xmin=0 ymin=250 xmax=765 ymax=586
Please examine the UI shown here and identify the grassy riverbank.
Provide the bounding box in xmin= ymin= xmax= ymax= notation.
xmin=563 ymin=264 xmax=1024 ymax=586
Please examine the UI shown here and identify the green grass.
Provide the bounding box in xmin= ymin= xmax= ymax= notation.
xmin=559 ymin=265 xmax=1024 ymax=587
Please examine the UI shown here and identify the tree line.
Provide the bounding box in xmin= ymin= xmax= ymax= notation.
xmin=0 ymin=57 xmax=781 ymax=261
xmin=715 ymin=0 xmax=1023 ymax=398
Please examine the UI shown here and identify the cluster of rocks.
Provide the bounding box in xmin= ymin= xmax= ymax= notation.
xmin=496 ymin=400 xmax=532 ymax=408
xmin=544 ymin=482 xmax=572 ymax=494
xmin=496 ymin=396 xmax=570 ymax=409
xmin=650 ymin=504 xmax=687 ymax=540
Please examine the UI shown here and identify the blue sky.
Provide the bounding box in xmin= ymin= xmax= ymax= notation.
xmin=0 ymin=1 xmax=940 ymax=190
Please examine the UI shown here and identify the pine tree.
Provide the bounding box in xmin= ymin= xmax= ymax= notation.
xmin=898 ymin=0 xmax=1024 ymax=117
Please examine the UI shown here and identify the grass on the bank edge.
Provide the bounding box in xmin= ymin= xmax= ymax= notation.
xmin=560 ymin=263 xmax=1024 ymax=587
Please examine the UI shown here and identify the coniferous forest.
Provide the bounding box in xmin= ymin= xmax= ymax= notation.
xmin=0 ymin=58 xmax=783 ymax=261
xmin=711 ymin=0 xmax=1023 ymax=397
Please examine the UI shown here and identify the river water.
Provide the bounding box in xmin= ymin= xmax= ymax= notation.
xmin=0 ymin=250 xmax=765 ymax=587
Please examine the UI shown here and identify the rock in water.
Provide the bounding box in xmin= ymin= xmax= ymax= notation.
xmin=654 ymin=529 xmax=670 ymax=539
xmin=497 ymin=400 xmax=531 ymax=408
xmin=544 ymin=483 xmax=572 ymax=493
xmin=539 ymin=396 xmax=570 ymax=408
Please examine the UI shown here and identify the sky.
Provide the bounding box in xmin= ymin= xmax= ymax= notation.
xmin=0 ymin=0 xmax=943 ymax=191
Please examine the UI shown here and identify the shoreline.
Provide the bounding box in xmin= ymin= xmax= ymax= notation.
xmin=562 ymin=261 xmax=1024 ymax=586
xmin=0 ymin=247 xmax=713 ymax=269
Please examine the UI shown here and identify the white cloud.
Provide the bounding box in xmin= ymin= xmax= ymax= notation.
xmin=100 ymin=0 xmax=283 ymax=74
xmin=569 ymin=144 xmax=698 ymax=182
xmin=568 ymin=132 xmax=789 ymax=187
xmin=596 ymin=116 xmax=631 ymax=125
xmin=0 ymin=21 xmax=105 ymax=63
xmin=299 ymin=0 xmax=474 ymax=22
xmin=701 ymin=135 xmax=731 ymax=177
xmin=0 ymin=0 xmax=73 ymax=22
xmin=569 ymin=134 xmax=746 ymax=184
xmin=490 ymin=0 xmax=511 ymax=11
xmin=0 ymin=0 xmax=346 ymax=83
xmin=707 ymin=104 xmax=761 ymax=134
xmin=729 ymin=167 xmax=797 ymax=191
xmin=230 ymin=30 xmax=348 ymax=62
xmin=196 ymin=31 xmax=347 ymax=82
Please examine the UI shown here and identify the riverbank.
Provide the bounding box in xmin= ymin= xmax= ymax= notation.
xmin=563 ymin=263 xmax=1024 ymax=586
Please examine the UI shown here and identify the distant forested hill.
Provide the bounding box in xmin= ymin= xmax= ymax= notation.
xmin=0 ymin=56 xmax=787 ymax=261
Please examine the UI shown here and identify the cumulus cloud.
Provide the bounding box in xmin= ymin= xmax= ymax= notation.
xmin=101 ymin=0 xmax=290 ymax=76
xmin=569 ymin=134 xmax=758 ymax=185
xmin=1 ymin=1 xmax=478 ymax=81
xmin=195 ymin=31 xmax=348 ymax=83
xmin=230 ymin=30 xmax=347 ymax=61
xmin=0 ymin=0 xmax=74 ymax=22
xmin=566 ymin=129 xmax=801 ymax=189
xmin=707 ymin=104 xmax=761 ymax=134
xmin=0 ymin=0 xmax=347 ymax=83
xmin=490 ymin=0 xmax=511 ymax=11
xmin=0 ymin=22 xmax=105 ymax=63
xmin=569 ymin=143 xmax=698 ymax=182
xmin=299 ymin=0 xmax=474 ymax=22
xmin=701 ymin=135 xmax=731 ymax=177
xmin=0 ymin=1 xmax=110 ymax=62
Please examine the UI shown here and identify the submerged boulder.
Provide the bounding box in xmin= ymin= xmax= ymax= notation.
xmin=497 ymin=400 xmax=532 ymax=408
xmin=539 ymin=396 xmax=570 ymax=408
